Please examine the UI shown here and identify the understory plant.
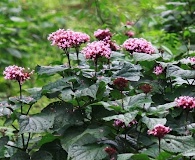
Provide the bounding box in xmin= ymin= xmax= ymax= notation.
xmin=0 ymin=28 xmax=195 ymax=160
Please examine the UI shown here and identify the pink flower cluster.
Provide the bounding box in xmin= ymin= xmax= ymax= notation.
xmin=148 ymin=124 xmax=171 ymax=139
xmin=113 ymin=119 xmax=137 ymax=128
xmin=3 ymin=65 xmax=33 ymax=84
xmin=125 ymin=31 xmax=135 ymax=38
xmin=94 ymin=29 xmax=120 ymax=51
xmin=81 ymin=41 xmax=111 ymax=59
xmin=48 ymin=29 xmax=90 ymax=50
xmin=94 ymin=29 xmax=112 ymax=40
xmin=174 ymin=96 xmax=195 ymax=109
xmin=123 ymin=38 xmax=155 ymax=54
xmin=153 ymin=65 xmax=164 ymax=75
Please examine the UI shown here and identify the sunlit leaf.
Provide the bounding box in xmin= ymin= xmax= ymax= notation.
xmin=161 ymin=135 xmax=195 ymax=153
xmin=142 ymin=117 xmax=167 ymax=129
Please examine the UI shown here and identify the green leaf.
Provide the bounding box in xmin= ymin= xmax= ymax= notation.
xmin=166 ymin=65 xmax=195 ymax=79
xmin=142 ymin=117 xmax=167 ymax=129
xmin=35 ymin=65 xmax=67 ymax=75
xmin=38 ymin=133 xmax=58 ymax=146
xmin=10 ymin=16 xmax=25 ymax=22
xmin=156 ymin=151 xmax=172 ymax=160
xmin=61 ymin=126 xmax=110 ymax=151
xmin=148 ymin=102 xmax=175 ymax=116
xmin=68 ymin=144 xmax=107 ymax=160
xmin=123 ymin=93 xmax=152 ymax=111
xmin=112 ymin=62 xmax=142 ymax=81
xmin=41 ymin=101 xmax=84 ymax=132
xmin=161 ymin=135 xmax=195 ymax=153
xmin=39 ymin=139 xmax=67 ymax=160
xmin=31 ymin=151 xmax=53 ymax=160
xmin=10 ymin=150 xmax=30 ymax=160
xmin=182 ymin=148 xmax=195 ymax=157
xmin=131 ymin=153 xmax=150 ymax=160
xmin=0 ymin=136 xmax=9 ymax=152
xmin=6 ymin=48 xmax=22 ymax=58
xmin=133 ymin=53 xmax=161 ymax=61
xmin=42 ymin=78 xmax=70 ymax=94
xmin=19 ymin=113 xmax=54 ymax=134
xmin=75 ymin=84 xmax=98 ymax=99
xmin=117 ymin=153 xmax=134 ymax=160
xmin=103 ymin=111 xmax=138 ymax=126
xmin=142 ymin=146 xmax=159 ymax=158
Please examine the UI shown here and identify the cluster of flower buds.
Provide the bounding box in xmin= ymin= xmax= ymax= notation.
xmin=113 ymin=119 xmax=137 ymax=128
xmin=48 ymin=29 xmax=90 ymax=50
xmin=3 ymin=65 xmax=34 ymax=84
xmin=174 ymin=96 xmax=195 ymax=109
xmin=148 ymin=124 xmax=171 ymax=139
xmin=94 ymin=29 xmax=120 ymax=51
xmin=123 ymin=38 xmax=155 ymax=54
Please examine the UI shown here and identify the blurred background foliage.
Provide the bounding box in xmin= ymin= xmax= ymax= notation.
xmin=0 ymin=0 xmax=194 ymax=103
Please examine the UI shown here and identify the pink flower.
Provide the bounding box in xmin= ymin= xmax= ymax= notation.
xmin=108 ymin=40 xmax=120 ymax=51
xmin=123 ymin=38 xmax=155 ymax=54
xmin=48 ymin=29 xmax=90 ymax=50
xmin=148 ymin=124 xmax=171 ymax=139
xmin=126 ymin=21 xmax=134 ymax=26
xmin=153 ymin=65 xmax=164 ymax=75
xmin=125 ymin=31 xmax=135 ymax=38
xmin=3 ymin=65 xmax=34 ymax=84
xmin=94 ymin=29 xmax=112 ymax=40
xmin=81 ymin=41 xmax=111 ymax=59
xmin=174 ymin=96 xmax=195 ymax=109
xmin=113 ymin=119 xmax=137 ymax=128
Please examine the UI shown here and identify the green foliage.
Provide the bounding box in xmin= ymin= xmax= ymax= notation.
xmin=0 ymin=0 xmax=195 ymax=159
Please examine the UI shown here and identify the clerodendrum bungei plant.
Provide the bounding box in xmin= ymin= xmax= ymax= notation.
xmin=0 ymin=28 xmax=195 ymax=160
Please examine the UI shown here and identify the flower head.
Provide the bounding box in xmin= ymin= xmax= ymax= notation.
xmin=48 ymin=29 xmax=90 ymax=50
xmin=113 ymin=119 xmax=137 ymax=128
xmin=113 ymin=77 xmax=128 ymax=91
xmin=108 ymin=40 xmax=120 ymax=51
xmin=174 ymin=96 xmax=195 ymax=109
xmin=125 ymin=31 xmax=135 ymax=38
xmin=94 ymin=29 xmax=112 ymax=40
xmin=148 ymin=124 xmax=171 ymax=139
xmin=139 ymin=84 xmax=152 ymax=94
xmin=3 ymin=65 xmax=34 ymax=84
xmin=153 ymin=65 xmax=164 ymax=75
xmin=104 ymin=147 xmax=117 ymax=156
xmin=123 ymin=38 xmax=155 ymax=54
xmin=81 ymin=41 xmax=111 ymax=60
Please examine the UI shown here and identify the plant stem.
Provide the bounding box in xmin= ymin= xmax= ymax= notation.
xmin=6 ymin=144 xmax=23 ymax=151
xmin=64 ymin=48 xmax=71 ymax=68
xmin=120 ymin=91 xmax=124 ymax=109
xmin=94 ymin=58 xmax=98 ymax=76
xmin=12 ymin=125 xmax=19 ymax=132
xmin=25 ymin=133 xmax=31 ymax=151
xmin=26 ymin=104 xmax=33 ymax=115
xmin=158 ymin=138 xmax=161 ymax=154
xmin=67 ymin=53 xmax=71 ymax=68
xmin=18 ymin=81 xmax=26 ymax=150
xmin=18 ymin=81 xmax=23 ymax=114
xmin=75 ymin=47 xmax=80 ymax=65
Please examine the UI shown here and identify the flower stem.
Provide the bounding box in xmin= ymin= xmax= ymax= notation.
xmin=94 ymin=58 xmax=98 ymax=76
xmin=18 ymin=81 xmax=23 ymax=115
xmin=64 ymin=48 xmax=71 ymax=68
xmin=120 ymin=91 xmax=124 ymax=109
xmin=26 ymin=104 xmax=33 ymax=115
xmin=75 ymin=47 xmax=80 ymax=65
xmin=18 ymin=81 xmax=26 ymax=150
xmin=25 ymin=133 xmax=31 ymax=151
xmin=158 ymin=138 xmax=161 ymax=154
